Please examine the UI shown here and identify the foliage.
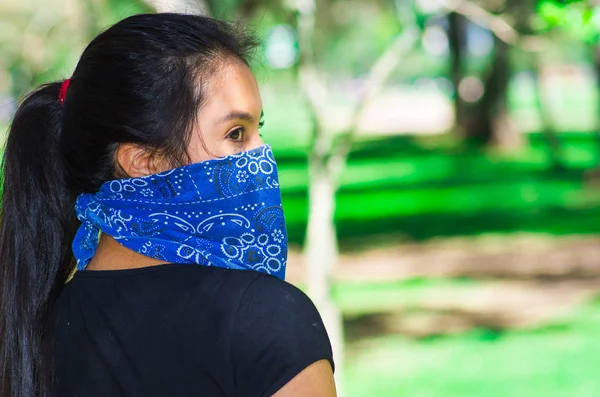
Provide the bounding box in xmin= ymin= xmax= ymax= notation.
xmin=0 ymin=0 xmax=151 ymax=98
xmin=534 ymin=0 xmax=600 ymax=44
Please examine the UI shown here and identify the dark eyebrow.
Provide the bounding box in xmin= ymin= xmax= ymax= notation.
xmin=220 ymin=111 xmax=258 ymax=124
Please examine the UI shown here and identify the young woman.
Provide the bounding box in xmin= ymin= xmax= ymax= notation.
xmin=0 ymin=13 xmax=336 ymax=397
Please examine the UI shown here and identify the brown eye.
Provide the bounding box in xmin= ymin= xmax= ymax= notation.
xmin=227 ymin=128 xmax=244 ymax=142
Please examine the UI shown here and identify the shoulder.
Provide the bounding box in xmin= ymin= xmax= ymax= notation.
xmin=240 ymin=274 xmax=317 ymax=310
xmin=235 ymin=275 xmax=328 ymax=339
xmin=232 ymin=275 xmax=334 ymax=397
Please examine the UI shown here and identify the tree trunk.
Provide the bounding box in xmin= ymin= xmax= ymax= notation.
xmin=532 ymin=52 xmax=563 ymax=169
xmin=583 ymin=44 xmax=600 ymax=183
xmin=593 ymin=45 xmax=600 ymax=166
xmin=467 ymin=36 xmax=520 ymax=149
xmin=448 ymin=11 xmax=467 ymax=132
xmin=292 ymin=4 xmax=420 ymax=395
xmin=507 ymin=0 xmax=559 ymax=162
xmin=292 ymin=0 xmax=345 ymax=393
xmin=304 ymin=149 xmax=344 ymax=395
xmin=304 ymin=158 xmax=336 ymax=304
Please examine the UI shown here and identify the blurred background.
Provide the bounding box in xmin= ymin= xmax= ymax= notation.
xmin=3 ymin=0 xmax=600 ymax=395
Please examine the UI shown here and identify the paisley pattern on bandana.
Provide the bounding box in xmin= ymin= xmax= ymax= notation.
xmin=72 ymin=145 xmax=288 ymax=280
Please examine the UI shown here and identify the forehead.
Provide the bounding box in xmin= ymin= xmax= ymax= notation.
xmin=201 ymin=59 xmax=261 ymax=112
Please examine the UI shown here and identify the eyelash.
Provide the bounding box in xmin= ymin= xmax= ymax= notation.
xmin=226 ymin=115 xmax=265 ymax=142
xmin=227 ymin=128 xmax=245 ymax=142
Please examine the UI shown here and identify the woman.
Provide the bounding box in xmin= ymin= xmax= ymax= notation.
xmin=0 ymin=13 xmax=336 ymax=397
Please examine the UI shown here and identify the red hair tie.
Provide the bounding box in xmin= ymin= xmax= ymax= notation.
xmin=58 ymin=78 xmax=71 ymax=106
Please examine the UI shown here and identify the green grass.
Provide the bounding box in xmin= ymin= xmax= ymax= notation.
xmin=275 ymin=133 xmax=600 ymax=248
xmin=333 ymin=277 xmax=479 ymax=315
xmin=341 ymin=286 xmax=600 ymax=397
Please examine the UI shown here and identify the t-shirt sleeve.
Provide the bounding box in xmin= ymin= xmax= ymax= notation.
xmin=231 ymin=275 xmax=334 ymax=397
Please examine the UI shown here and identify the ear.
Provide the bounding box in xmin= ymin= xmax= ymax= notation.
xmin=116 ymin=144 xmax=160 ymax=178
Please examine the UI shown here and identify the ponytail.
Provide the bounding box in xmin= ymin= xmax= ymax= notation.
xmin=0 ymin=83 xmax=78 ymax=397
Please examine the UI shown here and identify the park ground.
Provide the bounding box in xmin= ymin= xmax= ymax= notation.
xmin=264 ymin=73 xmax=600 ymax=396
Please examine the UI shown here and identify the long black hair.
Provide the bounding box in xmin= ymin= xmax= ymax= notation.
xmin=0 ymin=13 xmax=257 ymax=397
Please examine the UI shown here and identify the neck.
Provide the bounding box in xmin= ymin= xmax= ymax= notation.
xmin=85 ymin=234 xmax=166 ymax=271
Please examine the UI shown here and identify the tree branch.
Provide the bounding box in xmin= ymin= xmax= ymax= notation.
xmin=327 ymin=25 xmax=420 ymax=183
xmin=441 ymin=0 xmax=546 ymax=52
xmin=444 ymin=0 xmax=517 ymax=45
xmin=292 ymin=0 xmax=331 ymax=157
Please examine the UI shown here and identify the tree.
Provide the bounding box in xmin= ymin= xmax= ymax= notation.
xmin=448 ymin=10 xmax=468 ymax=133
xmin=442 ymin=0 xmax=525 ymax=148
xmin=288 ymin=0 xmax=420 ymax=393
xmin=434 ymin=0 xmax=577 ymax=157
xmin=534 ymin=0 xmax=600 ymax=166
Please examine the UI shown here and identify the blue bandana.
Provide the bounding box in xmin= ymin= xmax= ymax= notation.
xmin=72 ymin=145 xmax=288 ymax=280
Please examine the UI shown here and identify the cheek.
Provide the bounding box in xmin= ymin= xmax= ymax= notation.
xmin=186 ymin=130 xmax=214 ymax=164
xmin=187 ymin=128 xmax=240 ymax=163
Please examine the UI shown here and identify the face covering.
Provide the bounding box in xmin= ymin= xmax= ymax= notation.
xmin=72 ymin=145 xmax=288 ymax=280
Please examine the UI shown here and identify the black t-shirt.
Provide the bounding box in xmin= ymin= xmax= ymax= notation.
xmin=53 ymin=264 xmax=334 ymax=397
